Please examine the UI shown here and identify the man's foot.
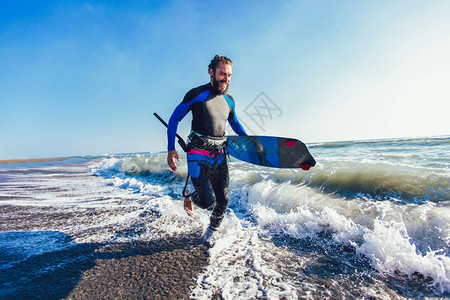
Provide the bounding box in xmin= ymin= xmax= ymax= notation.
xmin=183 ymin=189 xmax=194 ymax=217
xmin=202 ymin=226 xmax=217 ymax=247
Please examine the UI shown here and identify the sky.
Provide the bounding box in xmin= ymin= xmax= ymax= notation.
xmin=1 ymin=0 xmax=449 ymax=159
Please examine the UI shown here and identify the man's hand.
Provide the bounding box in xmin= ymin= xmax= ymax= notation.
xmin=167 ymin=150 xmax=180 ymax=171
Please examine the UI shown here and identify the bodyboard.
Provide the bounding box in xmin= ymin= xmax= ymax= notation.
xmin=226 ymin=135 xmax=316 ymax=170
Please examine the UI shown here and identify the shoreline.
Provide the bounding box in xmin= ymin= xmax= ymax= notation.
xmin=0 ymin=157 xmax=69 ymax=164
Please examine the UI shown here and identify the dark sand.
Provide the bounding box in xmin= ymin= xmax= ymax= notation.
xmin=1 ymin=206 xmax=210 ymax=300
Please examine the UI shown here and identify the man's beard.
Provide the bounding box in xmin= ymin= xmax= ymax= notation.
xmin=211 ymin=75 xmax=229 ymax=94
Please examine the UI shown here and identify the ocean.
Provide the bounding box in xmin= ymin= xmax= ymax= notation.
xmin=1 ymin=136 xmax=449 ymax=299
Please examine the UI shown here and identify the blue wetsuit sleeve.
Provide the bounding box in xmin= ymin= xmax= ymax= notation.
xmin=168 ymin=86 xmax=211 ymax=150
xmin=224 ymin=94 xmax=247 ymax=136
xmin=167 ymin=102 xmax=190 ymax=151
xmin=229 ymin=109 xmax=247 ymax=136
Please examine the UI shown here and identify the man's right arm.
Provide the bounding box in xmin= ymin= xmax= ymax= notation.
xmin=167 ymin=85 xmax=209 ymax=170
xmin=167 ymin=102 xmax=190 ymax=151
xmin=167 ymin=89 xmax=198 ymax=171
xmin=167 ymin=86 xmax=205 ymax=151
xmin=166 ymin=102 xmax=190 ymax=171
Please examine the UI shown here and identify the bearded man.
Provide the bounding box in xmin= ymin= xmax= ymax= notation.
xmin=167 ymin=55 xmax=247 ymax=245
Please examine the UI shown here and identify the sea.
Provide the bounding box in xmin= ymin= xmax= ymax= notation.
xmin=0 ymin=136 xmax=449 ymax=299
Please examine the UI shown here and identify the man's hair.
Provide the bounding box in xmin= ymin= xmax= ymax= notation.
xmin=208 ymin=55 xmax=232 ymax=73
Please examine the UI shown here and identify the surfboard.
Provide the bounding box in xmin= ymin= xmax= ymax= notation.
xmin=226 ymin=135 xmax=316 ymax=170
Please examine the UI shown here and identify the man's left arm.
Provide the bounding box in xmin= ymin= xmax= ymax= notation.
xmin=225 ymin=94 xmax=247 ymax=136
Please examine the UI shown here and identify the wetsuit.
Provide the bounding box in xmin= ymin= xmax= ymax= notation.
xmin=168 ymin=83 xmax=247 ymax=231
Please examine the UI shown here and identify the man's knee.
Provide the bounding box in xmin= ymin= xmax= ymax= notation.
xmin=192 ymin=191 xmax=215 ymax=209
xmin=197 ymin=199 xmax=214 ymax=210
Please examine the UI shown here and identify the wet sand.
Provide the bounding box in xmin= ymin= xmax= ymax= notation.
xmin=66 ymin=237 xmax=210 ymax=300
xmin=0 ymin=157 xmax=68 ymax=164
xmin=1 ymin=206 xmax=210 ymax=299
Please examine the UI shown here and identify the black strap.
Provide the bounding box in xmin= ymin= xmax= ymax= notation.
xmin=182 ymin=174 xmax=196 ymax=198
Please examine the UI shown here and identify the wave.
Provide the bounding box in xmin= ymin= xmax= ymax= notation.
xmin=90 ymin=153 xmax=180 ymax=179
xmin=310 ymin=136 xmax=450 ymax=149
xmin=91 ymin=154 xmax=449 ymax=204
xmin=303 ymin=162 xmax=449 ymax=203
xmin=228 ymin=163 xmax=449 ymax=204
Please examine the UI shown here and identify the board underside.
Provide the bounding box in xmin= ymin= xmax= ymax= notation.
xmin=227 ymin=136 xmax=316 ymax=170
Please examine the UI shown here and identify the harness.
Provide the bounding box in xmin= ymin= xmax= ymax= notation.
xmin=187 ymin=130 xmax=228 ymax=152
xmin=152 ymin=113 xmax=230 ymax=199
xmin=182 ymin=131 xmax=228 ymax=198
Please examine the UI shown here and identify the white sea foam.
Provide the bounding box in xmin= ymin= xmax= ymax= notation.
xmin=358 ymin=219 xmax=450 ymax=293
xmin=191 ymin=212 xmax=299 ymax=299
xmin=226 ymin=173 xmax=450 ymax=294
xmin=2 ymin=137 xmax=449 ymax=297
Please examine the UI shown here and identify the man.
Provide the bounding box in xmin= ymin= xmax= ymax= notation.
xmin=167 ymin=55 xmax=247 ymax=244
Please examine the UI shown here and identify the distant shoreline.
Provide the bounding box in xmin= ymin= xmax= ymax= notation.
xmin=0 ymin=157 xmax=68 ymax=164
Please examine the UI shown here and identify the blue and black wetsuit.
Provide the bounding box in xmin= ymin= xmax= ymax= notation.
xmin=168 ymin=83 xmax=247 ymax=231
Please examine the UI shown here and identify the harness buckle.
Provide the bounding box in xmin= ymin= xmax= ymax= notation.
xmin=188 ymin=131 xmax=227 ymax=152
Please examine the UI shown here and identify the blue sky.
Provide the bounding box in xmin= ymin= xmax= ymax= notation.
xmin=1 ymin=0 xmax=449 ymax=159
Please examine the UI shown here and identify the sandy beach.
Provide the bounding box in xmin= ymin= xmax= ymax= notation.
xmin=0 ymin=158 xmax=212 ymax=299
xmin=1 ymin=205 xmax=210 ymax=299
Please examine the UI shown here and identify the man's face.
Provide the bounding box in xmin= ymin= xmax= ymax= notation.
xmin=210 ymin=63 xmax=232 ymax=94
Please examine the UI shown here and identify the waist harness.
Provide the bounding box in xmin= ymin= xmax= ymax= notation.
xmin=187 ymin=131 xmax=228 ymax=153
